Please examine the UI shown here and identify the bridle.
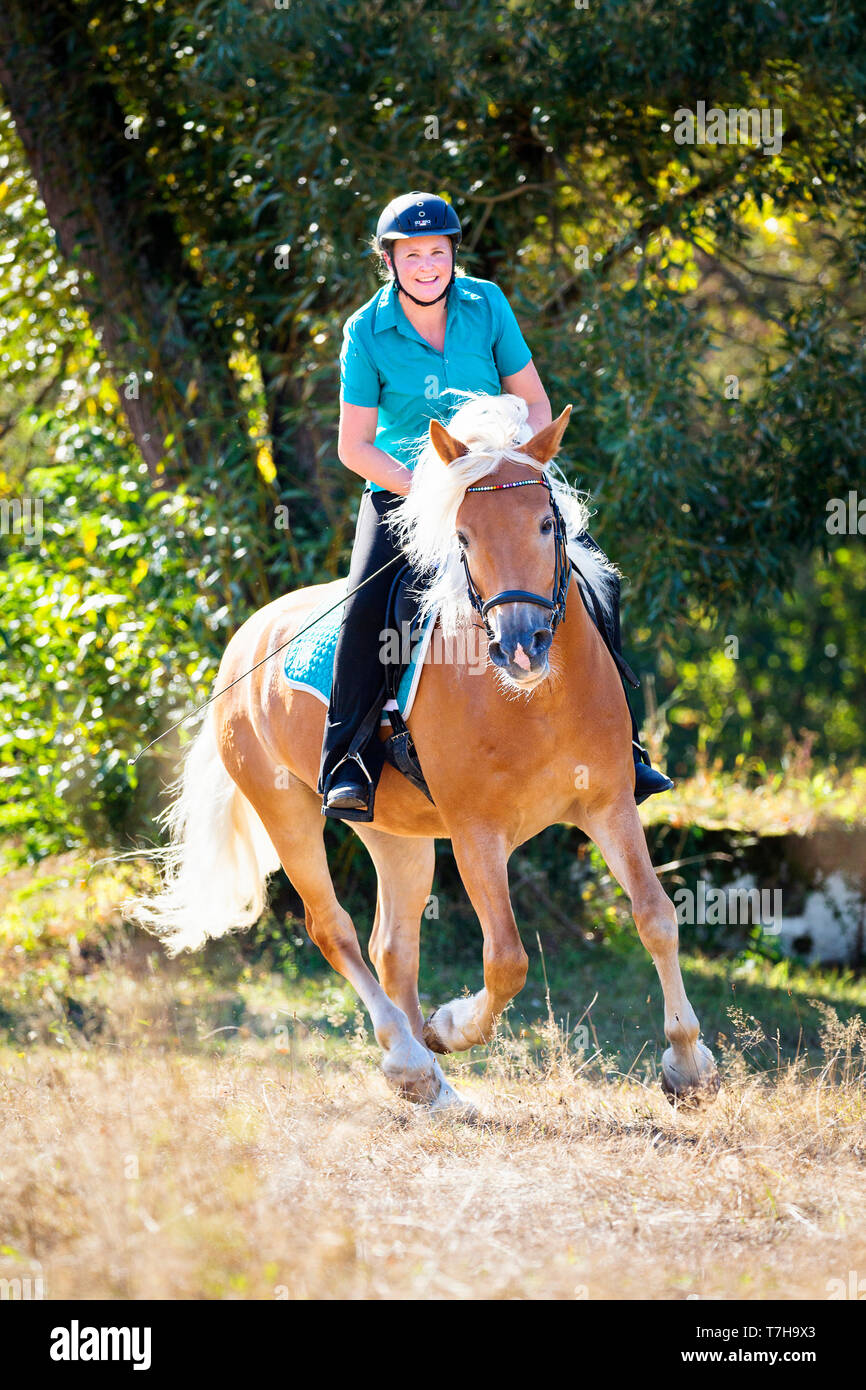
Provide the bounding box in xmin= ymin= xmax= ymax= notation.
xmin=458 ymin=475 xmax=572 ymax=642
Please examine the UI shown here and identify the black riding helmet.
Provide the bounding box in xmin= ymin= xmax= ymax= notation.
xmin=376 ymin=191 xmax=462 ymax=307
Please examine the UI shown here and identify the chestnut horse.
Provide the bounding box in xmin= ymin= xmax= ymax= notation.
xmin=128 ymin=394 xmax=720 ymax=1111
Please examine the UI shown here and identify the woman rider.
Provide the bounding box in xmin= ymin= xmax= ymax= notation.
xmin=318 ymin=190 xmax=673 ymax=820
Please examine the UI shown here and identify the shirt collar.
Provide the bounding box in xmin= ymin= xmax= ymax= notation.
xmin=373 ymin=276 xmax=477 ymax=334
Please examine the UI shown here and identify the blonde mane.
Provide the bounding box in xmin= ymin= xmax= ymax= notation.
xmin=388 ymin=392 xmax=618 ymax=638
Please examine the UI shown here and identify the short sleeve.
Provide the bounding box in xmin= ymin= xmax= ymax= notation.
xmin=491 ymin=284 xmax=532 ymax=378
xmin=340 ymin=316 xmax=381 ymax=407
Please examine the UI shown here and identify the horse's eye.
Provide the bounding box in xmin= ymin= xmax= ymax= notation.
xmin=456 ymin=532 xmax=468 ymax=549
xmin=541 ymin=516 xmax=554 ymax=534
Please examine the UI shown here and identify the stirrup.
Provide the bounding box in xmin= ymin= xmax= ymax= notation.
xmin=321 ymin=752 xmax=375 ymax=822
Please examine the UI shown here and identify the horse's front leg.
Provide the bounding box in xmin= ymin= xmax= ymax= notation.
xmin=424 ymin=827 xmax=527 ymax=1054
xmin=581 ymin=798 xmax=720 ymax=1106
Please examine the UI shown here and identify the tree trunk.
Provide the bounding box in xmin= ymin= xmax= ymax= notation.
xmin=0 ymin=4 xmax=243 ymax=481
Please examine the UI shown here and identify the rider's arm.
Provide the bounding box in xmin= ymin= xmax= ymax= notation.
xmin=501 ymin=359 xmax=552 ymax=435
xmin=338 ymin=315 xmax=414 ymax=495
xmin=491 ymin=283 xmax=552 ymax=434
xmin=338 ymin=401 xmax=413 ymax=496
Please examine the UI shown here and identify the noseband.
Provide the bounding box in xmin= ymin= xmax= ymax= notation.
xmin=458 ymin=475 xmax=571 ymax=641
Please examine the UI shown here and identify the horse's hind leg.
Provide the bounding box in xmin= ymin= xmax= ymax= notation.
xmin=580 ymin=798 xmax=721 ymax=1106
xmin=351 ymin=826 xmax=469 ymax=1111
xmin=244 ymin=772 xmax=444 ymax=1105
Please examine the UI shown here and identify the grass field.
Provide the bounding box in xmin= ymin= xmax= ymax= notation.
xmin=2 ymin=1026 xmax=865 ymax=1301
xmin=1 ymin=849 xmax=865 ymax=1301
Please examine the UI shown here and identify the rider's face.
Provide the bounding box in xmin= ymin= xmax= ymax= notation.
xmin=387 ymin=236 xmax=453 ymax=301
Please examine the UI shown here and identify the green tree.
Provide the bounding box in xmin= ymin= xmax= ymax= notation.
xmin=1 ymin=0 xmax=864 ymax=852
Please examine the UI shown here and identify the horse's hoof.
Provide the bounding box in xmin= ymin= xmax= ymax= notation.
xmin=431 ymin=1090 xmax=478 ymax=1121
xmin=423 ymin=1000 xmax=486 ymax=1054
xmin=384 ymin=1056 xmax=474 ymax=1115
xmin=661 ymin=1041 xmax=721 ymax=1109
xmin=385 ymin=1068 xmax=441 ymax=1106
xmin=382 ymin=1035 xmax=445 ymax=1104
xmin=422 ymin=1013 xmax=450 ymax=1054
xmin=428 ymin=1063 xmax=477 ymax=1120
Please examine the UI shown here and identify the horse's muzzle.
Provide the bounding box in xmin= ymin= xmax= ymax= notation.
xmin=487 ymin=610 xmax=553 ymax=680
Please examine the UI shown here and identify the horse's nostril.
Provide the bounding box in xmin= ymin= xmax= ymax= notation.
xmin=532 ymin=629 xmax=552 ymax=655
xmin=488 ymin=641 xmax=504 ymax=663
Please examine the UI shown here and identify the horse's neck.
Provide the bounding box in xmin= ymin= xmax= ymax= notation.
xmin=558 ymin=574 xmax=600 ymax=665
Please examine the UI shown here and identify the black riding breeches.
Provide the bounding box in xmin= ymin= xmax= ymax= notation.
xmin=317 ymin=488 xmax=405 ymax=796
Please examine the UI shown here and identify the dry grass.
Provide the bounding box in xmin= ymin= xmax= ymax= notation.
xmin=2 ymin=1009 xmax=865 ymax=1301
xmin=1 ymin=847 xmax=864 ymax=1301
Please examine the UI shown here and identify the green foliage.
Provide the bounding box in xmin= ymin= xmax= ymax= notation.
xmin=1 ymin=0 xmax=864 ymax=851
xmin=633 ymin=546 xmax=866 ymax=778
xmin=0 ymin=431 xmax=232 ymax=855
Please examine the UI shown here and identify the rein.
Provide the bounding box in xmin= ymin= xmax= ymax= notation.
xmin=459 ymin=475 xmax=571 ymax=640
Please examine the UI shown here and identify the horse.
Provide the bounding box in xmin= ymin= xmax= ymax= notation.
xmin=127 ymin=393 xmax=720 ymax=1112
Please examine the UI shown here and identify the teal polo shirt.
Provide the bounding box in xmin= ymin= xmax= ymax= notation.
xmin=339 ymin=274 xmax=533 ymax=493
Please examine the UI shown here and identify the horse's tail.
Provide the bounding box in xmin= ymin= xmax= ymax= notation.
xmin=123 ymin=712 xmax=281 ymax=956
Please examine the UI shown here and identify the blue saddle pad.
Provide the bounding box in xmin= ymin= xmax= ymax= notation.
xmin=283 ymin=579 xmax=435 ymax=722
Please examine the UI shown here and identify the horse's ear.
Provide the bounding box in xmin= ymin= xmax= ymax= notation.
xmin=429 ymin=418 xmax=469 ymax=465
xmin=521 ymin=405 xmax=573 ymax=464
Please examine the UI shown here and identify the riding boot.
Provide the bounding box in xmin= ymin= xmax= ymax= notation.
xmin=319 ymin=488 xmax=404 ymax=822
xmin=321 ymin=686 xmax=389 ymax=822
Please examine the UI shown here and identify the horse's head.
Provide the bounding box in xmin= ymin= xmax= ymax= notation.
xmin=429 ymin=406 xmax=573 ymax=690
